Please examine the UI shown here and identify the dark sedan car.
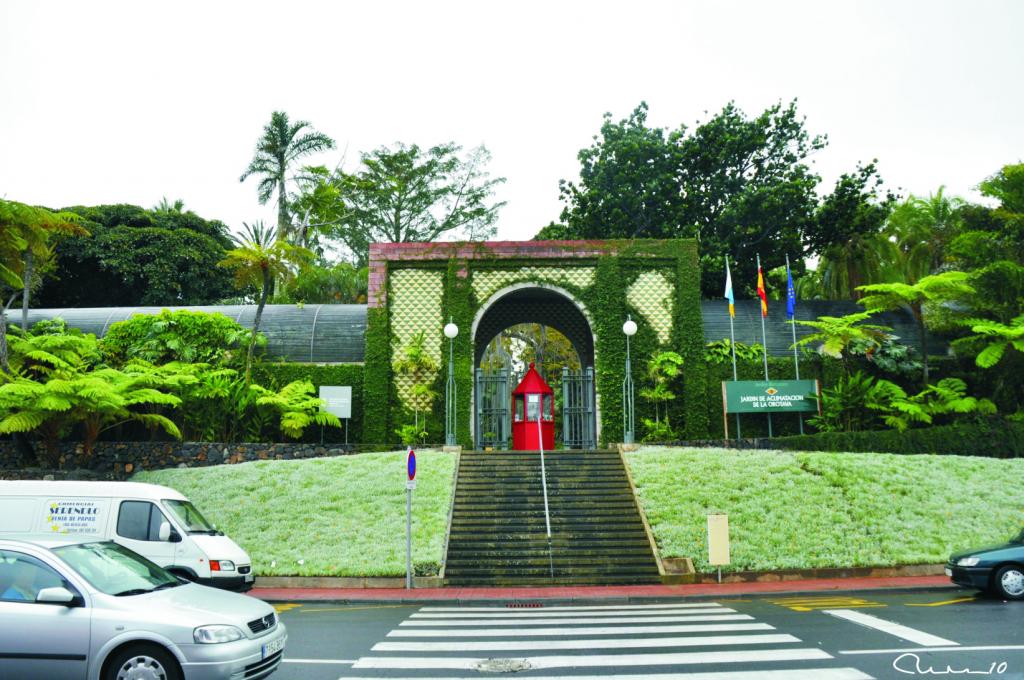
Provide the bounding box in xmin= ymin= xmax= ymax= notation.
xmin=946 ymin=528 xmax=1024 ymax=600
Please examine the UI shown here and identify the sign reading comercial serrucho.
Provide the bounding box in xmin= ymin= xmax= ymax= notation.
xmin=723 ymin=380 xmax=821 ymax=414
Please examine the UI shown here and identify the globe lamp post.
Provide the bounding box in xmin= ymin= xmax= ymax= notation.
xmin=622 ymin=316 xmax=637 ymax=444
xmin=443 ymin=319 xmax=459 ymax=447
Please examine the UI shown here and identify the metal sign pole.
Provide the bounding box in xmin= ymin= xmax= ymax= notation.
xmin=537 ymin=415 xmax=554 ymax=580
xmin=405 ymin=447 xmax=416 ymax=589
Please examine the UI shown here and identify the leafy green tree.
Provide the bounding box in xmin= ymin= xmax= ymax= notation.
xmin=101 ymin=310 xmax=260 ymax=368
xmin=218 ymin=222 xmax=312 ymax=383
xmin=549 ymin=101 xmax=833 ymax=296
xmin=857 ymin=271 xmax=975 ymax=384
xmin=331 ymin=143 xmax=505 ymax=267
xmin=793 ymin=312 xmax=893 ymax=376
xmin=36 ymin=203 xmax=235 ymax=307
xmin=273 ymin=261 xmax=368 ymax=304
xmin=809 ymin=163 xmax=900 ymax=299
xmin=239 ymin=111 xmax=335 ymax=241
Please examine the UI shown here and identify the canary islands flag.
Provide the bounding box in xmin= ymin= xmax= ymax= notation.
xmin=756 ymin=264 xmax=768 ymax=318
xmin=724 ymin=259 xmax=735 ymax=318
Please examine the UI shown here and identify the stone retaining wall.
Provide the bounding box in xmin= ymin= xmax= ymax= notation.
xmin=0 ymin=441 xmax=356 ymax=479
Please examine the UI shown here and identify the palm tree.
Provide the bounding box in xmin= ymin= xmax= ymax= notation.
xmin=0 ymin=200 xmax=86 ymax=373
xmin=857 ymin=271 xmax=975 ymax=385
xmin=885 ymin=188 xmax=964 ymax=283
xmin=239 ymin=112 xmax=335 ymax=242
xmin=218 ymin=222 xmax=311 ymax=383
xmin=814 ymin=231 xmax=901 ymax=300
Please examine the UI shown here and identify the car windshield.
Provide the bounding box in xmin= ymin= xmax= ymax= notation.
xmin=163 ymin=499 xmax=216 ymax=534
xmin=53 ymin=541 xmax=181 ymax=596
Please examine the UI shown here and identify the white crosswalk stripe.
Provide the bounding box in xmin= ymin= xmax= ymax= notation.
xmin=387 ymin=622 xmax=776 ymax=637
xmin=409 ymin=606 xmax=734 ymax=618
xmin=399 ymin=613 xmax=754 ymax=626
xmin=347 ymin=602 xmax=876 ymax=679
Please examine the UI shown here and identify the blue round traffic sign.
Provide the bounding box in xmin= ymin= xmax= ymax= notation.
xmin=407 ymin=449 xmax=416 ymax=481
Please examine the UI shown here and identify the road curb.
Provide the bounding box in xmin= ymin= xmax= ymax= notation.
xmin=251 ymin=574 xmax=956 ymax=604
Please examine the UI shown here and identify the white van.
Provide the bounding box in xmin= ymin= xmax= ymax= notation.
xmin=0 ymin=480 xmax=255 ymax=592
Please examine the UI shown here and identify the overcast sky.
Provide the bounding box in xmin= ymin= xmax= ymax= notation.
xmin=2 ymin=0 xmax=1022 ymax=245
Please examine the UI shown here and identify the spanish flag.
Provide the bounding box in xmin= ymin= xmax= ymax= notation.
xmin=757 ymin=264 xmax=768 ymax=318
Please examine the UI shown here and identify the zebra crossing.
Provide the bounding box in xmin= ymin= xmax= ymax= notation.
xmin=340 ymin=602 xmax=875 ymax=679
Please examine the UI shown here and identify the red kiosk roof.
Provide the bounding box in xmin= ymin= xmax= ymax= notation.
xmin=512 ymin=363 xmax=553 ymax=395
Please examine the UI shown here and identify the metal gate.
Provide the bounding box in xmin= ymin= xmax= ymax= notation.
xmin=561 ymin=366 xmax=595 ymax=449
xmin=474 ymin=368 xmax=510 ymax=450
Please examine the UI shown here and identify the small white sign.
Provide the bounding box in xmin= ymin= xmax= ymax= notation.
xmin=319 ymin=386 xmax=352 ymax=419
xmin=406 ymin=480 xmax=417 ymax=491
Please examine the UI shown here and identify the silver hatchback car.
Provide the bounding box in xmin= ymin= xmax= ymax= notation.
xmin=0 ymin=534 xmax=286 ymax=680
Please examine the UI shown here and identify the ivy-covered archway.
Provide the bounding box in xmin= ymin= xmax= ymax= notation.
xmin=361 ymin=240 xmax=705 ymax=448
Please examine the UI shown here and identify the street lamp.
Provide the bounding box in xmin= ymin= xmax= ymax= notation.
xmin=443 ymin=319 xmax=459 ymax=447
xmin=622 ymin=315 xmax=637 ymax=445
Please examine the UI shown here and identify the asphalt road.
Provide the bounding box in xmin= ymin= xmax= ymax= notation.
xmin=269 ymin=588 xmax=1024 ymax=680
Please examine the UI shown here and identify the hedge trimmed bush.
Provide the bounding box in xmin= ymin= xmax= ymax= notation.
xmin=768 ymin=418 xmax=1024 ymax=458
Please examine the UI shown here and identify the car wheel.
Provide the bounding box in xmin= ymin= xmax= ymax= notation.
xmin=105 ymin=643 xmax=182 ymax=680
xmin=993 ymin=565 xmax=1024 ymax=600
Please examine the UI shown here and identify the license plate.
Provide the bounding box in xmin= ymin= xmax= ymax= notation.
xmin=245 ymin=573 xmax=255 ymax=582
xmin=262 ymin=635 xmax=285 ymax=659
xmin=944 ymin=567 xmax=952 ymax=577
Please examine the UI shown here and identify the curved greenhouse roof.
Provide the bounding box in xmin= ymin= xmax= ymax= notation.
xmin=22 ymin=305 xmax=367 ymax=363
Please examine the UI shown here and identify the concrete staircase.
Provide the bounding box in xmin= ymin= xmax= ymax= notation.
xmin=443 ymin=450 xmax=661 ymax=586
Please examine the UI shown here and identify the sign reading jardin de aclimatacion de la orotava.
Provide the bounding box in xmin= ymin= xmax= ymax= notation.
xmin=722 ymin=380 xmax=821 ymax=414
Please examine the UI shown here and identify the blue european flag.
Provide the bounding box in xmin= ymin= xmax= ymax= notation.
xmin=785 ymin=260 xmax=796 ymax=320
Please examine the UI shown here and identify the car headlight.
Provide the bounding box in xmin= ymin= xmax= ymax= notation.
xmin=210 ymin=560 xmax=235 ymax=572
xmin=957 ymin=557 xmax=981 ymax=567
xmin=194 ymin=625 xmax=244 ymax=644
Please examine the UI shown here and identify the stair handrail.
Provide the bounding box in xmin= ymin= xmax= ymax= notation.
xmin=537 ymin=415 xmax=554 ymax=579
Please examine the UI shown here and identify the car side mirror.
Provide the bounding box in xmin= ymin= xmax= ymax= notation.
xmin=158 ymin=522 xmax=176 ymax=542
xmin=36 ymin=587 xmax=77 ymax=606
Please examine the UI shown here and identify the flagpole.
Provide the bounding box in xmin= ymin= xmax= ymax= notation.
xmin=725 ymin=258 xmax=741 ymax=439
xmin=757 ymin=254 xmax=773 ymax=438
xmin=786 ymin=254 xmax=804 ymax=435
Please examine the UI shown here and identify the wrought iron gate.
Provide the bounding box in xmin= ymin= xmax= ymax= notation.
xmin=561 ymin=367 xmax=595 ymax=449
xmin=474 ymin=368 xmax=510 ymax=450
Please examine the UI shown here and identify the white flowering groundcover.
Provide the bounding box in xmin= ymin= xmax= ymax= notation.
xmin=136 ymin=450 xmax=455 ymax=577
xmin=625 ymin=447 xmax=1024 ymax=573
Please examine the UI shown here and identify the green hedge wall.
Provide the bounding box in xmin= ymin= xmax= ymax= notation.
xmin=252 ymin=363 xmax=364 ymax=445
xmin=767 ymin=418 xmax=1024 ymax=458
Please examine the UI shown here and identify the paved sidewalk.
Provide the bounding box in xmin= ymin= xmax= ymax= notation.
xmin=252 ymin=574 xmax=953 ymax=603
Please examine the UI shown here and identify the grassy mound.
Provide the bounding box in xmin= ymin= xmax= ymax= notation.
xmin=136 ymin=446 xmax=1024 ymax=577
xmin=626 ymin=447 xmax=1024 ymax=572
xmin=135 ymin=450 xmax=455 ymax=577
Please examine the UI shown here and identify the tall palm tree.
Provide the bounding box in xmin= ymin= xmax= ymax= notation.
xmin=0 ymin=200 xmax=85 ymax=373
xmin=239 ymin=112 xmax=335 ymax=242
xmin=815 ymin=231 xmax=901 ymax=300
xmin=218 ymin=222 xmax=311 ymax=383
xmin=885 ymin=187 xmax=964 ymax=283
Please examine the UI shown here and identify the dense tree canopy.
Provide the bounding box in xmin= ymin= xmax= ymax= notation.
xmin=541 ymin=101 xmax=842 ymax=296
xmin=323 ymin=143 xmax=506 ymax=267
xmin=35 ymin=204 xmax=237 ymax=307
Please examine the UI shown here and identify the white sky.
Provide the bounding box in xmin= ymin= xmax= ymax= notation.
xmin=2 ymin=0 xmax=1022 ymax=245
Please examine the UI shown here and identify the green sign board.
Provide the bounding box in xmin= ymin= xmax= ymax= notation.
xmin=723 ymin=380 xmax=820 ymax=414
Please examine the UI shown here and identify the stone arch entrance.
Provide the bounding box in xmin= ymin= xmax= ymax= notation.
xmin=360 ymin=240 xmax=704 ymax=449
xmin=472 ymin=284 xmax=597 ymax=450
